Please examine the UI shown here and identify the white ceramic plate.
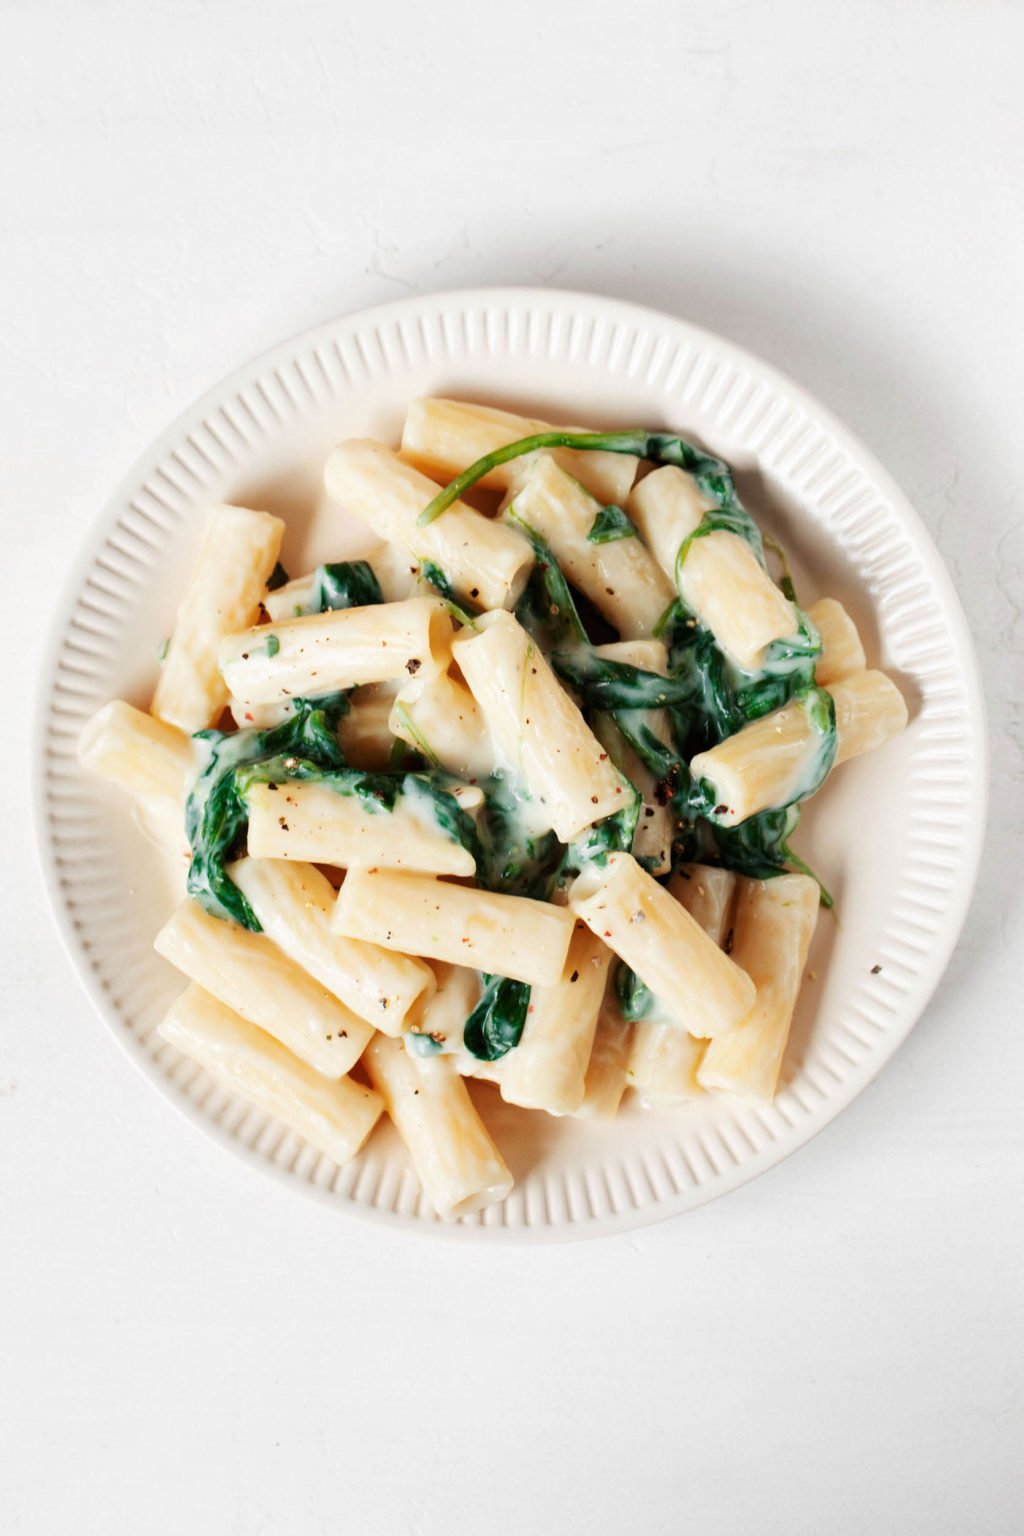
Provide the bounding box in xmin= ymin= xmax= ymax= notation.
xmin=35 ymin=288 xmax=986 ymax=1242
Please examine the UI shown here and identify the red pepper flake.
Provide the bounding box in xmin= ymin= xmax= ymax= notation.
xmin=591 ymin=795 xmax=599 ymax=804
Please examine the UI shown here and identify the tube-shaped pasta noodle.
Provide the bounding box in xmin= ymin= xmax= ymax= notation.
xmin=219 ymin=596 xmax=453 ymax=708
xmin=409 ymin=965 xmax=503 ymax=1084
xmin=506 ymin=457 xmax=673 ymax=639
xmin=592 ymin=638 xmax=669 ymax=674
xmin=631 ymin=468 xmax=799 ymax=667
xmin=629 ymin=465 xmax=710 ymax=582
xmin=453 ymin=610 xmax=627 ymax=842
xmin=151 ymin=504 xmax=284 ymax=733
xmin=410 ymin=962 xmax=481 ymax=1054
xmin=690 ymin=670 xmax=907 ymax=825
xmin=229 ymin=698 xmax=292 ymax=729
xmin=263 ymin=572 xmax=317 ymax=623
xmin=689 ymin=695 xmax=834 ymax=827
xmin=570 ymin=852 xmax=756 ymax=1037
xmin=363 ymin=1033 xmax=513 ymax=1219
xmin=830 ymin=670 xmax=909 ymax=765
xmin=628 ymin=866 xmax=736 ymax=1104
xmin=229 ymin=858 xmax=434 ymax=1033
xmin=807 ymin=598 xmax=866 ymax=685
xmin=154 ymin=899 xmax=367 ymax=1077
xmin=592 ymin=638 xmax=674 ymax=876
xmin=697 ymin=873 xmax=819 ymax=1102
xmin=78 ymin=699 xmax=195 ymax=803
xmin=337 ymin=685 xmax=400 ymax=769
xmin=324 ymin=440 xmax=533 ymax=610
xmin=574 ymin=987 xmax=634 ymax=1119
xmin=499 ymin=925 xmax=612 ymax=1116
xmin=389 ymin=668 xmax=495 ymax=780
xmin=680 ymin=530 xmax=799 ymax=669
xmin=159 ymin=984 xmax=382 ymax=1164
xmin=245 ymin=779 xmax=476 ymax=877
xmin=334 ymin=868 xmax=576 ymax=988
xmin=78 ymin=699 xmax=195 ymax=860
xmin=401 ymin=397 xmax=639 ymax=506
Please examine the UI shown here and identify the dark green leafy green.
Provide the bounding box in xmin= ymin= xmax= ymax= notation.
xmin=472 ymin=776 xmax=564 ymax=900
xmin=418 ymin=560 xmax=480 ymax=627
xmin=551 ymin=650 xmax=693 ymax=711
xmin=587 ymin=504 xmax=637 ymax=544
xmin=710 ymin=804 xmax=834 ymax=909
xmin=266 ymin=561 xmax=289 ymax=591
xmin=614 ymin=962 xmax=654 ymax=1022
xmin=463 ymin=974 xmax=532 ymax=1061
xmin=312 ymin=560 xmax=383 ymax=612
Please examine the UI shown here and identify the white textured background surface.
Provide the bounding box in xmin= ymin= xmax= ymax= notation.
xmin=3 ymin=2 xmax=1022 ymax=1532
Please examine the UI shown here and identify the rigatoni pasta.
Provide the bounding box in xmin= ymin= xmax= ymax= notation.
xmin=402 ymin=397 xmax=639 ymax=506
xmin=334 ymin=867 xmax=576 ymax=988
xmin=570 ymin=852 xmax=756 ymax=1037
xmin=697 ymin=873 xmax=820 ymax=1102
xmin=627 ymin=865 xmax=737 ymax=1104
xmin=506 ymin=455 xmax=673 ymax=639
xmin=154 ymin=898 xmax=368 ymax=1077
xmin=220 ymin=596 xmax=453 ymax=709
xmin=245 ymin=778 xmax=477 ymax=876
xmin=152 ymin=504 xmax=284 ymax=733
xmin=159 ymin=984 xmax=382 ymax=1165
xmin=324 ymin=439 xmax=534 ymax=610
xmin=80 ymin=394 xmax=909 ymax=1218
xmin=363 ymin=1033 xmax=513 ymax=1219
xmin=228 ymin=858 xmax=434 ymax=1032
xmin=453 ymin=610 xmax=627 ymax=842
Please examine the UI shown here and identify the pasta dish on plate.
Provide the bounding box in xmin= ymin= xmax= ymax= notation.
xmin=78 ymin=397 xmax=907 ymax=1219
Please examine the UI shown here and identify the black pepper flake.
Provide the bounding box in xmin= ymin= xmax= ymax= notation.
xmin=241 ymin=652 xmax=250 ymax=660
xmin=569 ymin=970 xmax=579 ymax=983
xmin=724 ymin=927 xmax=734 ymax=955
xmin=871 ymin=963 xmax=882 ymax=975
xmin=268 ymin=783 xmax=279 ymax=792
xmin=406 ymin=658 xmax=422 ymax=674
xmin=470 ymin=588 xmax=479 ymax=598
xmin=279 ymin=817 xmax=289 ymax=830
xmin=644 ymin=807 xmax=654 ymax=818
xmin=714 ymin=803 xmax=729 ymax=816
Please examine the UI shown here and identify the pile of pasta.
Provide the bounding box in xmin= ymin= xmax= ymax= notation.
xmin=79 ymin=398 xmax=908 ymax=1219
